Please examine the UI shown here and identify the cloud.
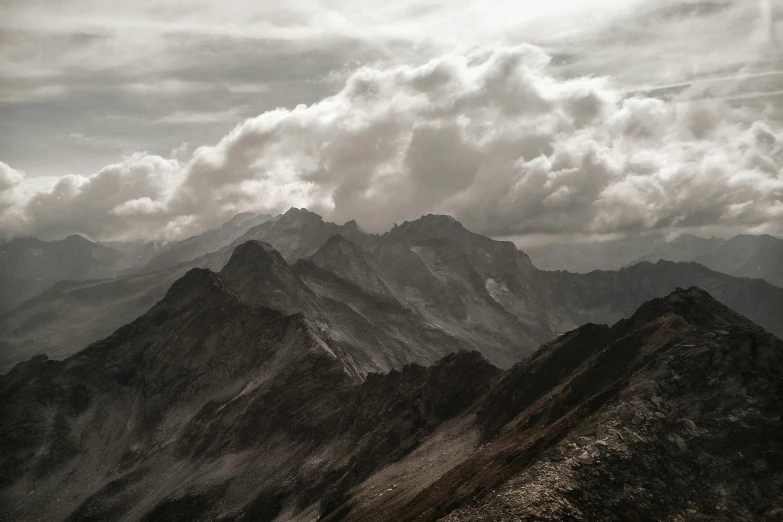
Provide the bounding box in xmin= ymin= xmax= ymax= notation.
xmin=0 ymin=162 xmax=26 ymax=232
xmin=1 ymin=43 xmax=782 ymax=241
xmin=156 ymin=107 xmax=250 ymax=125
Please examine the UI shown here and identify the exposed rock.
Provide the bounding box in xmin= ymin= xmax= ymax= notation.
xmin=578 ymin=451 xmax=595 ymax=465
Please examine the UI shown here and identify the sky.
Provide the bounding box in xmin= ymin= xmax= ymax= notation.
xmin=1 ymin=0 xmax=782 ymax=242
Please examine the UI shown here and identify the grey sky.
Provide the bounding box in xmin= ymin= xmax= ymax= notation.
xmin=1 ymin=0 xmax=781 ymax=241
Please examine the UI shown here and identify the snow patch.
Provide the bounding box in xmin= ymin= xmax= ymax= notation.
xmin=485 ymin=278 xmax=509 ymax=303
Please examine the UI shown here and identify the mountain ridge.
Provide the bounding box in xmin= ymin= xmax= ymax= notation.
xmin=2 ymin=283 xmax=780 ymax=521
xmin=2 ymin=210 xmax=783 ymax=374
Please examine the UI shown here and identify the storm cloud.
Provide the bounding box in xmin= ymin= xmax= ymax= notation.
xmin=1 ymin=43 xmax=781 ymax=241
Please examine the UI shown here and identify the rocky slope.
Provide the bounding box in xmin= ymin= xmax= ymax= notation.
xmin=1 ymin=282 xmax=780 ymax=521
xmin=0 ymin=264 xmax=498 ymax=521
xmin=219 ymin=240 xmax=470 ymax=374
xmin=327 ymin=288 xmax=783 ymax=521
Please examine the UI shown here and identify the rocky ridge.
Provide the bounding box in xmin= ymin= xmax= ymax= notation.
xmin=1 ymin=283 xmax=780 ymax=521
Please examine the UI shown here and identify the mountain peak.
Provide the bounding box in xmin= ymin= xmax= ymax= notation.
xmin=61 ymin=234 xmax=94 ymax=245
xmin=622 ymin=286 xmax=751 ymax=332
xmin=310 ymin=233 xmax=365 ymax=268
xmin=158 ymin=268 xmax=234 ymax=309
xmin=389 ymin=214 xmax=466 ymax=240
xmin=341 ymin=219 xmax=363 ymax=233
xmin=277 ymin=207 xmax=324 ymax=226
xmin=220 ymin=240 xmax=306 ymax=311
xmin=222 ymin=240 xmax=288 ymax=274
xmin=220 ymin=212 xmax=257 ymax=228
xmin=319 ymin=233 xmax=358 ymax=253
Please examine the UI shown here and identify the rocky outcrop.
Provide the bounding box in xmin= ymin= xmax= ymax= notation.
xmin=350 ymin=288 xmax=783 ymax=521
xmin=2 ymin=282 xmax=782 ymax=521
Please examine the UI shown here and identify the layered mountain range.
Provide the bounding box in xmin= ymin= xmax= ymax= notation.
xmin=1 ymin=266 xmax=780 ymax=520
xmin=526 ymin=232 xmax=783 ymax=287
xmin=2 ymin=209 xmax=783 ymax=375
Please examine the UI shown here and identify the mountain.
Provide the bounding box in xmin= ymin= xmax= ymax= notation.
xmin=692 ymin=234 xmax=783 ymax=288
xmin=221 ymin=240 xmax=471 ymax=374
xmin=143 ymin=212 xmax=273 ymax=272
xmin=528 ymin=232 xmax=783 ymax=288
xmin=539 ymin=260 xmax=783 ymax=338
xmin=360 ymin=214 xmax=553 ymax=368
xmin=0 ymin=263 xmax=498 ymax=521
xmin=524 ymin=233 xmax=673 ymax=273
xmin=229 ymin=207 xmax=376 ymax=261
xmin=0 ymin=235 xmax=149 ymax=313
xmin=0 ymin=264 xmax=196 ymax=374
xmin=3 ymin=212 xmax=783 ymax=374
xmin=98 ymin=239 xmax=162 ymax=267
xmin=2 ymin=284 xmax=780 ymax=521
xmin=632 ymin=234 xmax=783 ymax=288
xmin=381 ymin=287 xmax=783 ymax=521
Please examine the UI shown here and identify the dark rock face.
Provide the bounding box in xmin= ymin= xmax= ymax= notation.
xmin=365 ymin=288 xmax=783 ymax=522
xmin=0 ymin=260 xmax=499 ymax=521
xmin=4 ymin=281 xmax=780 ymax=521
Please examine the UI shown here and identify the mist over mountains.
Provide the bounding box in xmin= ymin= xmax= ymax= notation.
xmin=525 ymin=232 xmax=783 ymax=287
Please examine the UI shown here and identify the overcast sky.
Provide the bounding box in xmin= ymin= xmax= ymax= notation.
xmin=1 ymin=0 xmax=782 ymax=242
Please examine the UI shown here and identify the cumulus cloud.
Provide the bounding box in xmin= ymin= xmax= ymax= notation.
xmin=1 ymin=43 xmax=782 ymax=241
xmin=0 ymin=162 xmax=26 ymax=233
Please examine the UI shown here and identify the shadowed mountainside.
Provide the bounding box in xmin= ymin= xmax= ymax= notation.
xmin=1 ymin=283 xmax=780 ymax=521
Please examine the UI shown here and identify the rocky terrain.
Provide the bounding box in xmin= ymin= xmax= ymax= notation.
xmin=2 ymin=209 xmax=783 ymax=374
xmin=1 ymin=268 xmax=780 ymax=521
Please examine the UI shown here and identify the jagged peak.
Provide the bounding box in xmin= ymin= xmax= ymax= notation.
xmin=310 ymin=234 xmax=370 ymax=271
xmin=220 ymin=241 xmax=302 ymax=300
xmin=159 ymin=268 xmax=233 ymax=307
xmin=341 ymin=219 xmax=365 ymax=233
xmin=61 ymin=234 xmax=95 ymax=245
xmin=277 ymin=207 xmax=325 ymax=226
xmin=224 ymin=240 xmax=288 ymax=270
xmin=622 ymin=286 xmax=751 ymax=331
xmin=386 ymin=213 xmax=467 ymax=239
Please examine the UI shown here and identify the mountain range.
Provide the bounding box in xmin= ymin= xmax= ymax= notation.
xmin=2 ymin=209 xmax=783 ymax=375
xmin=0 ymin=235 xmax=149 ymax=313
xmin=1 ymin=275 xmax=780 ymax=520
xmin=525 ymin=233 xmax=783 ymax=287
xmin=0 ymin=212 xmax=278 ymax=315
xmin=1 ymin=208 xmax=782 ymax=520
